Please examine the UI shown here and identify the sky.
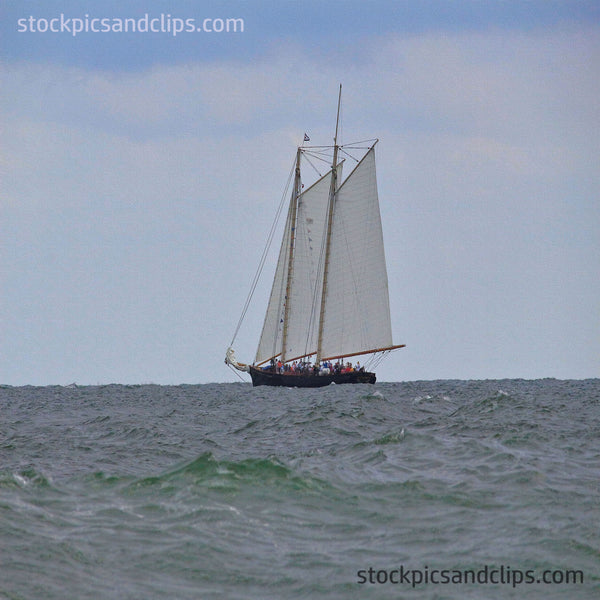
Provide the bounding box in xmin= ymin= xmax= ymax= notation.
xmin=1 ymin=0 xmax=599 ymax=385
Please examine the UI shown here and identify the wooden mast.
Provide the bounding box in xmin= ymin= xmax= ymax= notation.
xmin=280 ymin=146 xmax=302 ymax=363
xmin=316 ymin=84 xmax=342 ymax=365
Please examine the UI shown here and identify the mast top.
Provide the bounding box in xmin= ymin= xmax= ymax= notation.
xmin=333 ymin=84 xmax=342 ymax=148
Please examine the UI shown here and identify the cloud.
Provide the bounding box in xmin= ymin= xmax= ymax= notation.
xmin=2 ymin=23 xmax=599 ymax=383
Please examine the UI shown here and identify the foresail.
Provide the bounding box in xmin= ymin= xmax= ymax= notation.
xmin=320 ymin=146 xmax=394 ymax=360
xmin=254 ymin=167 xmax=335 ymax=365
xmin=254 ymin=199 xmax=294 ymax=364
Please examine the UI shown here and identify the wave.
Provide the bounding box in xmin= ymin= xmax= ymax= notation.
xmin=125 ymin=452 xmax=332 ymax=496
xmin=0 ymin=466 xmax=53 ymax=490
xmin=351 ymin=429 xmax=406 ymax=450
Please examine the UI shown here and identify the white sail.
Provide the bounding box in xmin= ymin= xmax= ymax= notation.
xmin=254 ymin=193 xmax=294 ymax=364
xmin=255 ymin=143 xmax=395 ymax=366
xmin=282 ymin=170 xmax=332 ymax=361
xmin=319 ymin=146 xmax=394 ymax=359
xmin=227 ymin=86 xmax=404 ymax=387
xmin=255 ymin=168 xmax=333 ymax=364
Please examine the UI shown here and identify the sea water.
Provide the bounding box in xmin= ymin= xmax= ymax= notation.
xmin=1 ymin=380 xmax=598 ymax=599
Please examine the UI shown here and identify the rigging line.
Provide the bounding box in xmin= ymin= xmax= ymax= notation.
xmin=230 ymin=157 xmax=296 ymax=346
xmin=340 ymin=138 xmax=378 ymax=148
xmin=302 ymin=151 xmax=332 ymax=161
xmin=338 ymin=147 xmax=361 ymax=163
xmin=303 ymin=139 xmax=377 ymax=152
xmin=370 ymin=350 xmax=390 ymax=370
xmin=226 ymin=363 xmax=247 ymax=382
xmin=302 ymin=153 xmax=323 ymax=178
xmin=364 ymin=349 xmax=384 ymax=371
xmin=302 ymin=151 xmax=334 ymax=164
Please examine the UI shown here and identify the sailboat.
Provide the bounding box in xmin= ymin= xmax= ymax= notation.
xmin=226 ymin=86 xmax=404 ymax=387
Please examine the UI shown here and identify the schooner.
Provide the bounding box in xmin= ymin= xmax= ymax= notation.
xmin=226 ymin=86 xmax=404 ymax=387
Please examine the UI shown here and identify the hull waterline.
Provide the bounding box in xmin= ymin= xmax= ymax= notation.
xmin=249 ymin=366 xmax=376 ymax=387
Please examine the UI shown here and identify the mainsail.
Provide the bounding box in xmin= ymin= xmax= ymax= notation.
xmin=319 ymin=146 xmax=393 ymax=360
xmin=254 ymin=143 xmax=395 ymax=366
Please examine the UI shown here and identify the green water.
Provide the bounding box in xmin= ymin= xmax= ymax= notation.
xmin=1 ymin=380 xmax=599 ymax=598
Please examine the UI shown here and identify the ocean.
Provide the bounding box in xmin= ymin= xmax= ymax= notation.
xmin=1 ymin=379 xmax=598 ymax=599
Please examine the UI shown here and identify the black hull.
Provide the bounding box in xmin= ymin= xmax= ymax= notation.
xmin=249 ymin=366 xmax=376 ymax=387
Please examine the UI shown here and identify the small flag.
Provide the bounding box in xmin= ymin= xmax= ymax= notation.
xmin=304 ymin=133 xmax=310 ymax=142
